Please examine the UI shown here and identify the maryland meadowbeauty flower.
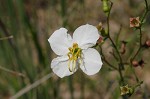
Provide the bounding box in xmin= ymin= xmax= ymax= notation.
xmin=120 ymin=85 xmax=130 ymax=95
xmin=130 ymin=17 xmax=140 ymax=28
xmin=48 ymin=24 xmax=103 ymax=78
xmin=120 ymin=84 xmax=134 ymax=96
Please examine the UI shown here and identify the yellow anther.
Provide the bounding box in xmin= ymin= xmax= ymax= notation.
xmin=69 ymin=47 xmax=72 ymax=51
xmin=67 ymin=43 xmax=82 ymax=72
xmin=73 ymin=43 xmax=78 ymax=48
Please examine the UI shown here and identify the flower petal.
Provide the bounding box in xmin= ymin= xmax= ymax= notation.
xmin=73 ymin=24 xmax=99 ymax=49
xmin=80 ymin=48 xmax=103 ymax=75
xmin=51 ymin=55 xmax=77 ymax=78
xmin=48 ymin=28 xmax=72 ymax=55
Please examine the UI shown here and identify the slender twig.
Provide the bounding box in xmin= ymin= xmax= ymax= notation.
xmin=0 ymin=65 xmax=25 ymax=77
xmin=144 ymin=0 xmax=149 ymax=11
xmin=130 ymin=28 xmax=143 ymax=82
xmin=131 ymin=28 xmax=142 ymax=61
xmin=106 ymin=1 xmax=113 ymax=34
xmin=133 ymin=81 xmax=143 ymax=89
xmin=106 ymin=1 xmax=124 ymax=83
xmin=0 ymin=35 xmax=13 ymax=40
xmin=10 ymin=73 xmax=54 ymax=99
xmin=130 ymin=63 xmax=139 ymax=82
xmin=102 ymin=57 xmax=118 ymax=70
xmin=108 ymin=32 xmax=124 ymax=71
xmin=0 ymin=19 xmax=15 ymax=48
xmin=141 ymin=0 xmax=149 ymax=24
xmin=141 ymin=10 xmax=148 ymax=24
xmin=109 ymin=51 xmax=119 ymax=61
xmin=115 ymin=25 xmax=122 ymax=46
xmin=0 ymin=17 xmax=27 ymax=93
xmin=100 ymin=46 xmax=118 ymax=70
xmin=118 ymin=63 xmax=124 ymax=84
xmin=107 ymin=2 xmax=123 ymax=66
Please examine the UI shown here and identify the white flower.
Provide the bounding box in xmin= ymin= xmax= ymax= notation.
xmin=48 ymin=24 xmax=103 ymax=78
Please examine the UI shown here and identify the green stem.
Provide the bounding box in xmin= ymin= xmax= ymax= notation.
xmin=99 ymin=46 xmax=118 ymax=70
xmin=133 ymin=81 xmax=143 ymax=89
xmin=144 ymin=0 xmax=149 ymax=11
xmin=141 ymin=0 xmax=149 ymax=24
xmin=130 ymin=28 xmax=143 ymax=82
xmin=106 ymin=1 xmax=124 ymax=83
xmin=115 ymin=25 xmax=122 ymax=47
xmin=107 ymin=2 xmax=123 ymax=66
xmin=131 ymin=28 xmax=142 ymax=61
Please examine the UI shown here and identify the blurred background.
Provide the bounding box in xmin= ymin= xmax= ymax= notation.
xmin=0 ymin=0 xmax=150 ymax=99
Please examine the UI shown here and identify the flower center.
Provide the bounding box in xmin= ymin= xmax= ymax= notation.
xmin=67 ymin=43 xmax=82 ymax=72
xmin=131 ymin=19 xmax=139 ymax=25
xmin=120 ymin=85 xmax=130 ymax=95
xmin=122 ymin=87 xmax=128 ymax=93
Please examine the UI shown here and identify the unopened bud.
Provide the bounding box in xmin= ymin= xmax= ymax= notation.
xmin=96 ymin=22 xmax=103 ymax=31
xmin=97 ymin=36 xmax=104 ymax=44
xmin=128 ymin=87 xmax=134 ymax=96
xmin=102 ymin=0 xmax=109 ymax=13
xmin=145 ymin=40 xmax=150 ymax=48
xmin=120 ymin=41 xmax=127 ymax=54
xmin=138 ymin=59 xmax=145 ymax=68
xmin=96 ymin=23 xmax=108 ymax=37
xmin=132 ymin=60 xmax=139 ymax=67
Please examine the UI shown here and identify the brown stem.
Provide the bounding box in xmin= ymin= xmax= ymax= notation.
xmin=130 ymin=28 xmax=143 ymax=82
xmin=106 ymin=1 xmax=124 ymax=83
xmin=100 ymin=46 xmax=118 ymax=70
xmin=131 ymin=28 xmax=142 ymax=61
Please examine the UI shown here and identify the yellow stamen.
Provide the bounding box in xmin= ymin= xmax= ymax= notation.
xmin=67 ymin=43 xmax=82 ymax=72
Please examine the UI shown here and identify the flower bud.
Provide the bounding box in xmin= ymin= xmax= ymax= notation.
xmin=132 ymin=60 xmax=139 ymax=67
xmin=97 ymin=36 xmax=104 ymax=45
xmin=102 ymin=0 xmax=109 ymax=13
xmin=120 ymin=41 xmax=127 ymax=54
xmin=128 ymin=87 xmax=134 ymax=96
xmin=95 ymin=36 xmax=104 ymax=47
xmin=145 ymin=40 xmax=150 ymax=48
xmin=96 ymin=22 xmax=103 ymax=31
xmin=138 ymin=59 xmax=144 ymax=68
xmin=96 ymin=23 xmax=108 ymax=37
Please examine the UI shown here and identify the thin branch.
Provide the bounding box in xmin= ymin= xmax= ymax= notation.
xmin=10 ymin=73 xmax=54 ymax=99
xmin=107 ymin=2 xmax=123 ymax=65
xmin=0 ymin=65 xmax=25 ymax=77
xmin=0 ymin=35 xmax=13 ymax=40
xmin=130 ymin=28 xmax=143 ymax=83
xmin=141 ymin=0 xmax=149 ymax=24
xmin=106 ymin=1 xmax=124 ymax=83
xmin=102 ymin=57 xmax=118 ymax=70
xmin=144 ymin=0 xmax=149 ymax=11
xmin=109 ymin=51 xmax=119 ymax=61
xmin=115 ymin=25 xmax=122 ymax=46
xmin=131 ymin=28 xmax=142 ymax=61
xmin=99 ymin=46 xmax=118 ymax=70
xmin=106 ymin=1 xmax=113 ymax=34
